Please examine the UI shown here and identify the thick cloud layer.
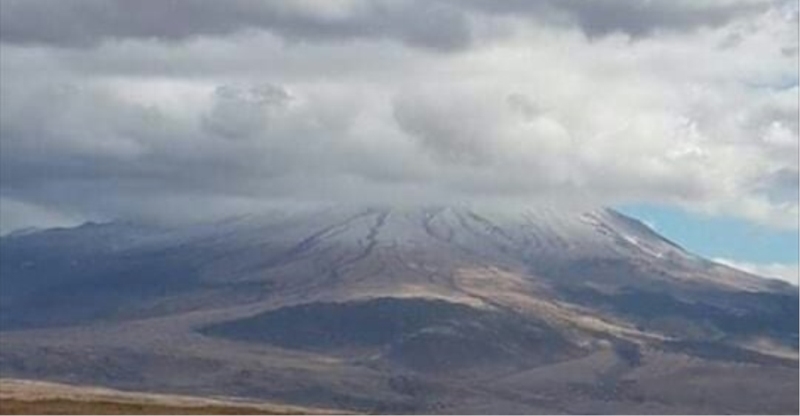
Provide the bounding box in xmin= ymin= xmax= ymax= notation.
xmin=0 ymin=0 xmax=797 ymax=232
xmin=0 ymin=0 xmax=472 ymax=50
xmin=0 ymin=0 xmax=772 ymax=48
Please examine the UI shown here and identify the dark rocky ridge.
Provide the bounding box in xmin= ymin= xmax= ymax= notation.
xmin=201 ymin=297 xmax=577 ymax=373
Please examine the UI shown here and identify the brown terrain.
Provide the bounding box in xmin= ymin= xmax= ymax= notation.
xmin=0 ymin=379 xmax=343 ymax=415
xmin=1 ymin=206 xmax=797 ymax=414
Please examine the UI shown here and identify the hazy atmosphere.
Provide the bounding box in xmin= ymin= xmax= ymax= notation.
xmin=0 ymin=0 xmax=798 ymax=221
xmin=1 ymin=2 xmax=799 ymax=414
xmin=0 ymin=0 xmax=798 ymax=279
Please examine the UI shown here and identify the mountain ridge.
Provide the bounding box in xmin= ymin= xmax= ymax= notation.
xmin=0 ymin=204 xmax=797 ymax=413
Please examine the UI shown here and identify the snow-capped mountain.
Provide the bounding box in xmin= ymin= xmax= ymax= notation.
xmin=0 ymin=205 xmax=797 ymax=413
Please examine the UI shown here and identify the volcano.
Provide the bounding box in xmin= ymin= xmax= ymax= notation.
xmin=0 ymin=205 xmax=797 ymax=414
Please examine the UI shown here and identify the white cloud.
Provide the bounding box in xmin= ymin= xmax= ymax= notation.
xmin=0 ymin=198 xmax=83 ymax=234
xmin=0 ymin=0 xmax=797 ymax=232
xmin=714 ymin=258 xmax=799 ymax=286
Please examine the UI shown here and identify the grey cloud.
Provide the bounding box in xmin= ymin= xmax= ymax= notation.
xmin=0 ymin=80 xmax=432 ymax=225
xmin=0 ymin=198 xmax=84 ymax=234
xmin=393 ymin=93 xmax=494 ymax=165
xmin=458 ymin=0 xmax=770 ymax=38
xmin=506 ymin=94 xmax=543 ymax=121
xmin=0 ymin=0 xmax=769 ymax=51
xmin=0 ymin=79 xmax=562 ymax=228
xmin=0 ymin=0 xmax=796 ymax=233
xmin=202 ymin=84 xmax=292 ymax=140
xmin=755 ymin=168 xmax=800 ymax=205
xmin=0 ymin=0 xmax=472 ymax=51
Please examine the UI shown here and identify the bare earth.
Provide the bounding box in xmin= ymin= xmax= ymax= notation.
xmin=1 ymin=207 xmax=797 ymax=413
xmin=0 ymin=379 xmax=345 ymax=415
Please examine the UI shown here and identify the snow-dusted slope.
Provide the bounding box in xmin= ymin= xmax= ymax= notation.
xmin=177 ymin=205 xmax=787 ymax=293
xmin=0 ymin=205 xmax=796 ymax=413
xmin=1 ymin=204 xmax=791 ymax=316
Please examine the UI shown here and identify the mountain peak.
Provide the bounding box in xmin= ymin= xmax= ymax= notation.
xmin=1 ymin=203 xmax=796 ymax=414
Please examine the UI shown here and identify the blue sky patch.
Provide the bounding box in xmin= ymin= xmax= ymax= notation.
xmin=617 ymin=204 xmax=799 ymax=264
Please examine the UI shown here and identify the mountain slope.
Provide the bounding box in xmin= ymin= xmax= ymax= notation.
xmin=0 ymin=205 xmax=797 ymax=413
xmin=0 ymin=378 xmax=346 ymax=414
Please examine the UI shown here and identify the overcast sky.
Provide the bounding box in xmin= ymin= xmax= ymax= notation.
xmin=0 ymin=0 xmax=797 ymax=262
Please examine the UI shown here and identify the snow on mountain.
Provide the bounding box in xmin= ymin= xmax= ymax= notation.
xmin=0 ymin=205 xmax=796 ymax=413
